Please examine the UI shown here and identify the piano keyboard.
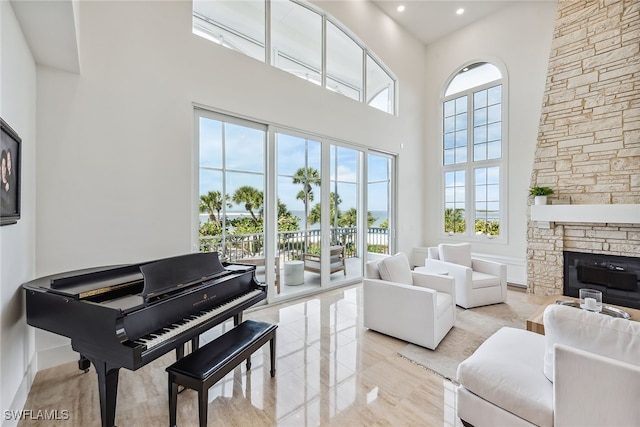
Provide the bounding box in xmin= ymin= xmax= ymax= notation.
xmin=134 ymin=289 xmax=263 ymax=350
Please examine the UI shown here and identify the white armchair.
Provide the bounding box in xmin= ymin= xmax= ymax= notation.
xmin=456 ymin=304 xmax=640 ymax=427
xmin=363 ymin=252 xmax=455 ymax=350
xmin=421 ymin=243 xmax=506 ymax=309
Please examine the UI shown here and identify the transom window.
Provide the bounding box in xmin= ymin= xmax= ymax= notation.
xmin=192 ymin=0 xmax=397 ymax=115
xmin=442 ymin=62 xmax=505 ymax=238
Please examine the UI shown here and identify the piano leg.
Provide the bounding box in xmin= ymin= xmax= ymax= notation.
xmin=87 ymin=357 xmax=120 ymax=427
xmin=234 ymin=312 xmax=242 ymax=326
xmin=78 ymin=354 xmax=91 ymax=373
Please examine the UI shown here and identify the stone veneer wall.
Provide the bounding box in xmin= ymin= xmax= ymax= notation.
xmin=527 ymin=0 xmax=640 ymax=296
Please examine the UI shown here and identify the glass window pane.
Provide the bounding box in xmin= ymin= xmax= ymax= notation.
xmin=474 ymin=126 xmax=487 ymax=143
xmin=445 ymin=187 xmax=454 ymax=201
xmin=474 ymin=107 xmax=487 ymax=126
xmin=199 ymin=170 xmax=223 ymax=202
xmin=455 ymin=96 xmax=467 ymax=114
xmin=444 ymin=117 xmax=455 ymax=133
xmin=488 ymin=85 xmax=502 ymax=104
xmin=487 ymin=141 xmax=501 ymax=159
xmin=199 ymin=117 xmax=222 ymax=169
xmin=444 ymin=149 xmax=455 ymax=165
xmin=367 ymin=55 xmax=394 ymax=114
xmin=193 ymin=0 xmax=265 ymax=62
xmin=326 ymin=21 xmax=363 ymax=102
xmin=444 ymin=133 xmax=455 ymax=149
xmin=455 ymin=113 xmax=467 ymax=130
xmin=487 ymin=122 xmax=501 ymax=141
xmin=474 ymin=143 xmax=486 ymax=161
xmin=488 ymin=104 xmax=501 ymax=123
xmin=455 ymin=131 xmax=467 ymax=148
xmin=271 ymin=1 xmax=322 ymax=84
xmin=488 ymin=184 xmax=500 ymax=201
xmin=474 ymin=90 xmax=487 ymax=108
xmin=225 ymin=123 xmax=264 ymax=173
xmin=487 ymin=166 xmax=500 ymax=184
xmin=455 ymin=146 xmax=467 ymax=163
xmin=444 ymin=100 xmax=455 ymax=117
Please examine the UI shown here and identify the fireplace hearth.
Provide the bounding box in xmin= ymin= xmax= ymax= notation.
xmin=564 ymin=251 xmax=640 ymax=310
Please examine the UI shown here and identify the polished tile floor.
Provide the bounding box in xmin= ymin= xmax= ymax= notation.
xmin=20 ymin=285 xmax=531 ymax=426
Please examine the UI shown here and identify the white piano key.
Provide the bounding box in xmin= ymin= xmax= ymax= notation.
xmin=139 ymin=289 xmax=262 ymax=350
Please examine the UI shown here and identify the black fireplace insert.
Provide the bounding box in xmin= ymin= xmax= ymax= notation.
xmin=563 ymin=251 xmax=640 ymax=310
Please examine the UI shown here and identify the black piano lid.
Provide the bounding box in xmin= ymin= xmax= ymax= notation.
xmin=140 ymin=252 xmax=228 ymax=301
xmin=22 ymin=264 xmax=144 ymax=299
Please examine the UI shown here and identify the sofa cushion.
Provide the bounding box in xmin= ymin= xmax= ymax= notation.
xmin=471 ymin=271 xmax=501 ymax=289
xmin=365 ymin=258 xmax=384 ymax=280
xmin=543 ymin=304 xmax=640 ymax=382
xmin=457 ymin=327 xmax=552 ymax=427
xmin=377 ymin=252 xmax=413 ymax=285
xmin=438 ymin=243 xmax=472 ymax=268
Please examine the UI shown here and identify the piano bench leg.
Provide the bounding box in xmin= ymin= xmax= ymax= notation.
xmin=246 ymin=356 xmax=251 ymax=371
xmin=168 ymin=375 xmax=178 ymax=427
xmin=270 ymin=335 xmax=276 ymax=377
xmin=198 ymin=386 xmax=208 ymax=427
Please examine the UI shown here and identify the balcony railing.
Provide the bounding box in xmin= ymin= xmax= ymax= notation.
xmin=199 ymin=227 xmax=389 ymax=263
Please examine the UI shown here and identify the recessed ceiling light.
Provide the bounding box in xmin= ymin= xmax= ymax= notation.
xmin=397 ymin=5 xmax=406 ymax=12
xmin=456 ymin=8 xmax=465 ymax=15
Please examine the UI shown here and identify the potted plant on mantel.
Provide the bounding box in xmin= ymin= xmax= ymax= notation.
xmin=529 ymin=186 xmax=554 ymax=205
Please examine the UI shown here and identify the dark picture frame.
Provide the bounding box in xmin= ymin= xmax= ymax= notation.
xmin=1 ymin=117 xmax=21 ymax=226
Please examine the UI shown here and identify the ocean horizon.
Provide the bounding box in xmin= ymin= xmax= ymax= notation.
xmin=200 ymin=209 xmax=389 ymax=228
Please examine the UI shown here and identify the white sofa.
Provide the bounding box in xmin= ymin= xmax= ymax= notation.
xmin=422 ymin=243 xmax=506 ymax=309
xmin=363 ymin=252 xmax=456 ymax=350
xmin=456 ymin=304 xmax=640 ymax=427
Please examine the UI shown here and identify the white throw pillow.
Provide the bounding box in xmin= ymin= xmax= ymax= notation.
xmin=377 ymin=252 xmax=413 ymax=285
xmin=438 ymin=243 xmax=472 ymax=268
xmin=543 ymin=304 xmax=640 ymax=382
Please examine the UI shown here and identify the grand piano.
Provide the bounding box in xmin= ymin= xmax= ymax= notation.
xmin=22 ymin=252 xmax=267 ymax=427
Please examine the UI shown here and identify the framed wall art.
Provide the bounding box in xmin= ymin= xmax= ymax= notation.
xmin=1 ymin=117 xmax=21 ymax=226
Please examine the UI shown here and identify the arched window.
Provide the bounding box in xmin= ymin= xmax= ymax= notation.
xmin=192 ymin=0 xmax=397 ymax=115
xmin=442 ymin=62 xmax=505 ymax=239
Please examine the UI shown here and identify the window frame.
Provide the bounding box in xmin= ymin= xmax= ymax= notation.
xmin=440 ymin=62 xmax=508 ymax=243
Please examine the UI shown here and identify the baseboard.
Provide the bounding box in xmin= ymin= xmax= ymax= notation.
xmin=2 ymin=356 xmax=38 ymax=427
xmin=36 ymin=344 xmax=77 ymax=371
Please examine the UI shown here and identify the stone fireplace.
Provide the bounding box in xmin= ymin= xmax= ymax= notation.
xmin=526 ymin=0 xmax=640 ymax=296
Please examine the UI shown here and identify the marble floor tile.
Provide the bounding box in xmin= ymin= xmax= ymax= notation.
xmin=18 ymin=284 xmax=535 ymax=426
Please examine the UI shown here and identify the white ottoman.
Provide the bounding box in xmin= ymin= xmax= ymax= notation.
xmin=284 ymin=260 xmax=304 ymax=286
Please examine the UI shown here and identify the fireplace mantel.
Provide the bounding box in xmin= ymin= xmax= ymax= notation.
xmin=531 ymin=204 xmax=640 ymax=225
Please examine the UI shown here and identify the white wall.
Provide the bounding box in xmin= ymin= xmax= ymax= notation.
xmin=0 ymin=1 xmax=37 ymax=422
xmin=423 ymin=1 xmax=557 ymax=284
xmin=34 ymin=1 xmax=427 ymax=363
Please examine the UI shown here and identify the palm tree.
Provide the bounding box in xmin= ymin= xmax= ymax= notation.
xmin=292 ymin=167 xmax=321 ymax=251
xmin=232 ymin=186 xmax=263 ymax=223
xmin=444 ymin=208 xmax=466 ymax=233
xmin=199 ymin=191 xmax=231 ymax=226
xmin=308 ymin=192 xmax=342 ymax=225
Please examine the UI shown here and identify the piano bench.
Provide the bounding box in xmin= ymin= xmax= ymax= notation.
xmin=166 ymin=319 xmax=277 ymax=427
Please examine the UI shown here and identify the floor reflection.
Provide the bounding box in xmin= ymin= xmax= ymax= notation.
xmin=199 ymin=284 xmax=456 ymax=426
xmin=19 ymin=283 xmax=460 ymax=427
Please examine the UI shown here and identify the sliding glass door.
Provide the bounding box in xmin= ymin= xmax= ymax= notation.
xmin=196 ymin=109 xmax=394 ymax=301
